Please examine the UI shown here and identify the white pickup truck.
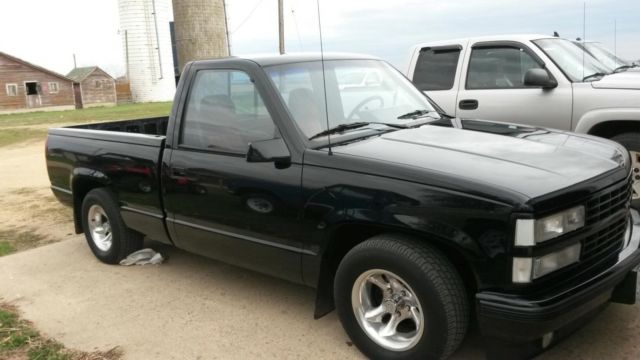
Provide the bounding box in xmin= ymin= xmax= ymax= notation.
xmin=406 ymin=34 xmax=639 ymax=202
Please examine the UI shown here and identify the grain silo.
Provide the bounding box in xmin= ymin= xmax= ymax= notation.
xmin=118 ymin=0 xmax=176 ymax=102
xmin=172 ymin=0 xmax=229 ymax=72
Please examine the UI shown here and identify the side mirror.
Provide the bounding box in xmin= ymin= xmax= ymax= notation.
xmin=247 ymin=138 xmax=291 ymax=168
xmin=524 ymin=68 xmax=558 ymax=89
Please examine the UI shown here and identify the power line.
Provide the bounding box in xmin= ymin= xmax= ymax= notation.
xmin=230 ymin=0 xmax=265 ymax=34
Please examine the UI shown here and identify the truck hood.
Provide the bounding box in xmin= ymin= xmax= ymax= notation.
xmin=592 ymin=72 xmax=640 ymax=90
xmin=331 ymin=122 xmax=627 ymax=199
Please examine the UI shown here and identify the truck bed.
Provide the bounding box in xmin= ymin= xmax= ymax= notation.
xmin=46 ymin=116 xmax=171 ymax=244
xmin=68 ymin=116 xmax=169 ymax=136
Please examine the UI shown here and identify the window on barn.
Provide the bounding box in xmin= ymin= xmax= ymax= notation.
xmin=49 ymin=82 xmax=59 ymax=94
xmin=6 ymin=84 xmax=18 ymax=96
xmin=95 ymin=80 xmax=102 ymax=89
xmin=25 ymin=82 xmax=39 ymax=95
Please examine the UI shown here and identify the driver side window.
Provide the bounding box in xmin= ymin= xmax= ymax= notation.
xmin=467 ymin=46 xmax=542 ymax=89
xmin=181 ymin=70 xmax=277 ymax=154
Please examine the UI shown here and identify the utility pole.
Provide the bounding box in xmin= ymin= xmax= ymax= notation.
xmin=278 ymin=0 xmax=285 ymax=54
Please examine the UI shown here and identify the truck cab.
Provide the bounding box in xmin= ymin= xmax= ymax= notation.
xmin=406 ymin=35 xmax=640 ymax=204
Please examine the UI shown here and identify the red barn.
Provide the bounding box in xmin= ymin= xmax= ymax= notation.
xmin=0 ymin=52 xmax=76 ymax=114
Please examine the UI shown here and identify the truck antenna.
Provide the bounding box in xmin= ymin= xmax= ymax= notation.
xmin=582 ymin=2 xmax=586 ymax=79
xmin=316 ymin=0 xmax=332 ymax=155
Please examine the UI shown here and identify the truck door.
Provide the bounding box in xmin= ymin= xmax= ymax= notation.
xmin=410 ymin=45 xmax=464 ymax=115
xmin=455 ymin=41 xmax=572 ymax=130
xmin=163 ymin=66 xmax=305 ymax=283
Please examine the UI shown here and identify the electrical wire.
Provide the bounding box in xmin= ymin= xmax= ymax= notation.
xmin=230 ymin=0 xmax=265 ymax=34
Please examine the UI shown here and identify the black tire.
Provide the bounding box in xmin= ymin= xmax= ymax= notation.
xmin=334 ymin=234 xmax=469 ymax=360
xmin=81 ymin=188 xmax=142 ymax=264
xmin=611 ymin=133 xmax=640 ymax=208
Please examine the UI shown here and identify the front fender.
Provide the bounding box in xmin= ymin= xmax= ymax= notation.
xmin=575 ymin=108 xmax=640 ymax=134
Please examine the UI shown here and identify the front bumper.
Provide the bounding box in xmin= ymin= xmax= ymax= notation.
xmin=476 ymin=209 xmax=640 ymax=357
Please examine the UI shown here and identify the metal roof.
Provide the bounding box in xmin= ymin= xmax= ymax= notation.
xmin=66 ymin=66 xmax=100 ymax=82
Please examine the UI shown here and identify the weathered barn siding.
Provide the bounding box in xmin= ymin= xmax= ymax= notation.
xmin=81 ymin=69 xmax=116 ymax=107
xmin=0 ymin=53 xmax=75 ymax=113
xmin=116 ymin=81 xmax=133 ymax=104
xmin=67 ymin=67 xmax=117 ymax=108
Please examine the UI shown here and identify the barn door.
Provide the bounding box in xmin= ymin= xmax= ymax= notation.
xmin=24 ymin=82 xmax=41 ymax=108
xmin=73 ymin=83 xmax=83 ymax=109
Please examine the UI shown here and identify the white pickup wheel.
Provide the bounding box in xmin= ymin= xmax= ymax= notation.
xmin=611 ymin=133 xmax=640 ymax=204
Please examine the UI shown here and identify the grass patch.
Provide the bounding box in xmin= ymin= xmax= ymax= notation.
xmin=0 ymin=127 xmax=47 ymax=147
xmin=0 ymin=102 xmax=172 ymax=128
xmin=0 ymin=303 xmax=122 ymax=360
xmin=0 ymin=241 xmax=15 ymax=257
xmin=0 ymin=229 xmax=47 ymax=256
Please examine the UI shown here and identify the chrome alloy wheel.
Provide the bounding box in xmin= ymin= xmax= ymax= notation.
xmin=88 ymin=204 xmax=112 ymax=251
xmin=632 ymin=151 xmax=639 ymax=201
xmin=351 ymin=269 xmax=425 ymax=351
xmin=246 ymin=197 xmax=274 ymax=214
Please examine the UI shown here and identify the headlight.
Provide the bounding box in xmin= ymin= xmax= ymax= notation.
xmin=515 ymin=205 xmax=585 ymax=246
xmin=513 ymin=243 xmax=582 ymax=283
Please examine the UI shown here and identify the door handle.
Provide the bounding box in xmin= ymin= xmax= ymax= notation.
xmin=459 ymin=99 xmax=479 ymax=110
xmin=172 ymin=167 xmax=186 ymax=176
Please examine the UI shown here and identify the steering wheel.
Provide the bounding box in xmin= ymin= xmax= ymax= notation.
xmin=347 ymin=96 xmax=384 ymax=120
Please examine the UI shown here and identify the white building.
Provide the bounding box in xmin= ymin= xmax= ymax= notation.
xmin=118 ymin=0 xmax=176 ymax=102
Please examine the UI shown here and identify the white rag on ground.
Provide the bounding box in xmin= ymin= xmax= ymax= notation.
xmin=119 ymin=248 xmax=164 ymax=266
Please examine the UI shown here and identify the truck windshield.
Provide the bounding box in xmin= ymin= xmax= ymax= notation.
xmin=581 ymin=42 xmax=632 ymax=70
xmin=265 ymin=59 xmax=438 ymax=140
xmin=533 ymin=38 xmax=612 ymax=82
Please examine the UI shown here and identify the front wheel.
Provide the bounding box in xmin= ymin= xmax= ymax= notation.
xmin=334 ymin=234 xmax=469 ymax=360
xmin=611 ymin=133 xmax=640 ymax=206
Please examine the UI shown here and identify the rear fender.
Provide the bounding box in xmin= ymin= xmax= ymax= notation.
xmin=70 ymin=168 xmax=111 ymax=233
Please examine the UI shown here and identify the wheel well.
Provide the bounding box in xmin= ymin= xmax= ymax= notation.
xmin=588 ymin=120 xmax=640 ymax=139
xmin=72 ymin=178 xmax=106 ymax=233
xmin=314 ymin=224 xmax=478 ymax=318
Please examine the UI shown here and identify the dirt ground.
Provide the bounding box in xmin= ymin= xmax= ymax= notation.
xmin=0 ymin=139 xmax=639 ymax=359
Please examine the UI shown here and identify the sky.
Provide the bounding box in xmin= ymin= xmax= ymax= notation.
xmin=1 ymin=0 xmax=639 ymax=78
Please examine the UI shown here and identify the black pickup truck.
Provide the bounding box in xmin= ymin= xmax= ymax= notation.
xmin=47 ymin=53 xmax=640 ymax=360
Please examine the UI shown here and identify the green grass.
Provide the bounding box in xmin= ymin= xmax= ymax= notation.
xmin=0 ymin=229 xmax=46 ymax=256
xmin=0 ymin=306 xmax=39 ymax=352
xmin=0 ymin=127 xmax=47 ymax=147
xmin=0 ymin=102 xmax=172 ymax=128
xmin=0 ymin=303 xmax=121 ymax=359
xmin=0 ymin=241 xmax=15 ymax=257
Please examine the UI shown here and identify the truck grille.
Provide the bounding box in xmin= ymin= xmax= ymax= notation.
xmin=585 ymin=177 xmax=633 ymax=225
xmin=580 ymin=176 xmax=632 ymax=265
xmin=581 ymin=217 xmax=627 ymax=263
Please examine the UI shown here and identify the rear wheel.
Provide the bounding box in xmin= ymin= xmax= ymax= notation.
xmin=611 ymin=133 xmax=640 ymax=206
xmin=334 ymin=234 xmax=469 ymax=360
xmin=81 ymin=188 xmax=142 ymax=264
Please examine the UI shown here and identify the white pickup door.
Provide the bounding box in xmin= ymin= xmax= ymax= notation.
xmin=409 ymin=40 xmax=573 ymax=130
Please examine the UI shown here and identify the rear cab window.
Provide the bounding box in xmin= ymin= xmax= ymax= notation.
xmin=413 ymin=47 xmax=461 ymax=91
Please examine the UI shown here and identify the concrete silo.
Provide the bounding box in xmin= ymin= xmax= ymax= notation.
xmin=172 ymin=0 xmax=229 ymax=72
xmin=118 ymin=0 xmax=176 ymax=102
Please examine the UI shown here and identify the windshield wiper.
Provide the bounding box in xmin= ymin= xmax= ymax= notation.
xmin=308 ymin=122 xmax=408 ymax=140
xmin=397 ymin=109 xmax=437 ymax=120
xmin=582 ymin=72 xmax=606 ymax=81
xmin=613 ymin=65 xmax=632 ymax=73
